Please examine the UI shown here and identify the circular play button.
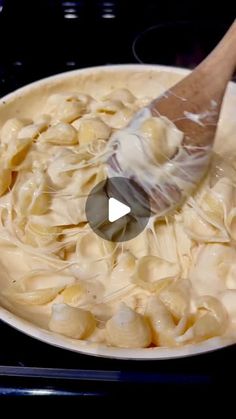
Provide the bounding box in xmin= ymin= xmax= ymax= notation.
xmin=85 ymin=177 xmax=151 ymax=242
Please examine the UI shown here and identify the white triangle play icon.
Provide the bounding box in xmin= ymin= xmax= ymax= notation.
xmin=108 ymin=197 xmax=131 ymax=222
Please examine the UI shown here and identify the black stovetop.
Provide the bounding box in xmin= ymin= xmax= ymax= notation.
xmin=0 ymin=0 xmax=235 ymax=96
xmin=1 ymin=321 xmax=236 ymax=397
xmin=0 ymin=0 xmax=235 ymax=398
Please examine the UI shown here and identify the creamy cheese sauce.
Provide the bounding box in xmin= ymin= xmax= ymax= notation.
xmin=0 ymin=70 xmax=236 ymax=349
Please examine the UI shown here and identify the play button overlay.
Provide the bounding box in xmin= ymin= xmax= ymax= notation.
xmin=108 ymin=198 xmax=131 ymax=222
xmin=85 ymin=177 xmax=151 ymax=242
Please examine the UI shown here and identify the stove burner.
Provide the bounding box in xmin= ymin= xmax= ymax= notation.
xmin=132 ymin=21 xmax=230 ymax=70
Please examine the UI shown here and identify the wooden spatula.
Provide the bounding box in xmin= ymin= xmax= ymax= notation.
xmin=150 ymin=19 xmax=236 ymax=149
xmin=108 ymin=20 xmax=236 ymax=216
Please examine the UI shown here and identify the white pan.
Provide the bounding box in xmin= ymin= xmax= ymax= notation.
xmin=0 ymin=64 xmax=236 ymax=359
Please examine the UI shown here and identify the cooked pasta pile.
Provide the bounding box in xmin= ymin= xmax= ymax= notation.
xmin=0 ymin=86 xmax=236 ymax=349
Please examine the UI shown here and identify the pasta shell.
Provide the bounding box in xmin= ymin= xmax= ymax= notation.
xmin=90 ymin=99 xmax=124 ymax=115
xmin=90 ymin=303 xmax=114 ymax=323
xmin=140 ymin=116 xmax=182 ymax=163
xmin=178 ymin=295 xmax=228 ymax=343
xmin=152 ymin=220 xmax=179 ymax=263
xmin=14 ymin=171 xmax=50 ymax=215
xmin=105 ymin=303 xmax=152 ymax=348
xmin=102 ymin=252 xmax=136 ymax=303
xmin=40 ymin=123 xmax=78 ymax=145
xmin=159 ymin=279 xmax=191 ymax=321
xmin=0 ymin=165 xmax=12 ymax=196
xmin=183 ymin=177 xmax=235 ymax=243
xmin=86 ymin=327 xmax=106 ymax=343
xmin=190 ymin=244 xmax=236 ymax=295
xmin=50 ymin=195 xmax=86 ymax=226
xmin=183 ymin=206 xmax=229 ymax=243
xmin=201 ymin=179 xmax=232 ymax=218
xmin=2 ymin=284 xmax=64 ymax=305
xmin=132 ymin=255 xmax=179 ymax=292
xmin=46 ymin=94 xmax=86 ymax=123
xmin=226 ymin=208 xmax=236 ymax=241
xmin=65 ymin=164 xmax=106 ymax=196
xmin=193 ymin=312 xmax=224 ymax=341
xmin=57 ymin=101 xmax=86 ymax=123
xmin=121 ymin=290 xmax=151 ymax=317
xmin=0 ymin=118 xmax=31 ymax=145
xmin=76 ymin=230 xmax=114 ymax=277
xmin=103 ymin=88 xmax=135 ymax=104
xmin=196 ymin=296 xmax=228 ymax=327
xmin=145 ymin=295 xmax=176 ymax=346
xmin=220 ymin=263 xmax=236 ymax=289
xmin=61 ymin=284 xmax=83 ymax=306
xmin=125 ymin=230 xmax=150 ymax=258
xmin=5 ymin=137 xmax=33 ymax=169
xmin=17 ymin=115 xmax=50 ymax=140
xmin=24 ymin=221 xmax=61 ymax=247
xmin=21 ymin=271 xmax=75 ymax=291
xmin=101 ymin=107 xmax=133 ymax=129
xmin=173 ymin=215 xmax=194 ymax=277
xmin=0 ymin=207 xmax=9 ymax=228
xmin=115 ymin=251 xmax=136 ymax=272
xmin=47 ymin=148 xmax=81 ymax=187
xmin=76 ymin=230 xmax=114 ymax=261
xmin=49 ymin=303 xmax=96 ymax=339
xmin=90 ymin=99 xmax=133 ymax=128
xmin=209 ymin=152 xmax=236 ymax=186
xmin=78 ymin=118 xmax=111 ymax=144
xmin=219 ymin=290 xmax=236 ymax=322
xmin=47 ymin=92 xmax=91 ymax=107
xmin=34 ymin=114 xmax=51 ymax=126
xmin=199 ymin=177 xmax=234 ymax=231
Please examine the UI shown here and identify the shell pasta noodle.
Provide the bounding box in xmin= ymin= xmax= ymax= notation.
xmin=0 ymin=66 xmax=236 ymax=357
